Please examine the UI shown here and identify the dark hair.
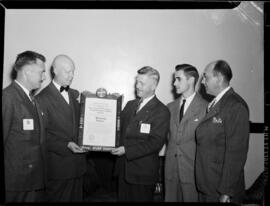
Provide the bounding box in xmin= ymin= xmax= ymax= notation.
xmin=50 ymin=66 xmax=55 ymax=79
xmin=212 ymin=60 xmax=233 ymax=82
xmin=137 ymin=66 xmax=160 ymax=85
xmin=11 ymin=50 xmax=46 ymax=79
xmin=175 ymin=64 xmax=199 ymax=85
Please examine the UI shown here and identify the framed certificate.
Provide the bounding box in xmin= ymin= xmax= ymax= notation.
xmin=78 ymin=89 xmax=122 ymax=152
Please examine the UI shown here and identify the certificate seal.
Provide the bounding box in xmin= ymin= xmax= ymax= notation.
xmin=96 ymin=88 xmax=107 ymax=98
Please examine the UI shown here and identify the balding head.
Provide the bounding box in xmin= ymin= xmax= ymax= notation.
xmin=51 ymin=55 xmax=75 ymax=86
xmin=202 ymin=60 xmax=232 ymax=96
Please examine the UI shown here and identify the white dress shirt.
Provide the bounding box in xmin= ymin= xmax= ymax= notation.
xmin=53 ymin=80 xmax=69 ymax=104
xmin=209 ymin=86 xmax=231 ymax=109
xmin=181 ymin=92 xmax=196 ymax=115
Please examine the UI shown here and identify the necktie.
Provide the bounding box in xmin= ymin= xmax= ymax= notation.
xmin=207 ymin=99 xmax=216 ymax=113
xmin=135 ymin=99 xmax=143 ymax=115
xmin=60 ymin=86 xmax=69 ymax=92
xmin=179 ymin=99 xmax=186 ymax=122
xmin=29 ymin=91 xmax=35 ymax=106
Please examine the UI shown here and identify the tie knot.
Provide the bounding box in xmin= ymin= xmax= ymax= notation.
xmin=60 ymin=86 xmax=69 ymax=92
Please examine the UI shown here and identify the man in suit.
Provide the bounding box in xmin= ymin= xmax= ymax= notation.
xmin=2 ymin=50 xmax=47 ymax=202
xmin=111 ymin=66 xmax=170 ymax=202
xmin=195 ymin=60 xmax=250 ymax=204
xmin=164 ymin=64 xmax=208 ymax=202
xmin=36 ymin=55 xmax=87 ymax=202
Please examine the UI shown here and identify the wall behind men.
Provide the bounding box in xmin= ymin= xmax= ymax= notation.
xmin=2 ymin=7 xmax=264 ymax=188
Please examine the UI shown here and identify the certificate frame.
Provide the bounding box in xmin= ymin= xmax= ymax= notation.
xmin=78 ymin=90 xmax=122 ymax=152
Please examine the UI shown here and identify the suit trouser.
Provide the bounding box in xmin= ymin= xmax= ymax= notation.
xmin=46 ymin=176 xmax=83 ymax=202
xmin=118 ymin=174 xmax=154 ymax=202
xmin=165 ymin=178 xmax=198 ymax=202
xmin=5 ymin=189 xmax=45 ymax=202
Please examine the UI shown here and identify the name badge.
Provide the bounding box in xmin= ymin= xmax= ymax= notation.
xmin=140 ymin=123 xmax=151 ymax=134
xmin=23 ymin=119 xmax=34 ymax=130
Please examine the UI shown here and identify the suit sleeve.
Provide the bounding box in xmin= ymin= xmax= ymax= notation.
xmin=37 ymin=95 xmax=74 ymax=157
xmin=217 ymin=102 xmax=249 ymax=196
xmin=46 ymin=134 xmax=73 ymax=156
xmin=2 ymin=93 xmax=14 ymax=145
xmin=125 ymin=107 xmax=170 ymax=160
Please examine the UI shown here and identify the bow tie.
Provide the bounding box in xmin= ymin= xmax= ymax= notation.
xmin=60 ymin=86 xmax=69 ymax=92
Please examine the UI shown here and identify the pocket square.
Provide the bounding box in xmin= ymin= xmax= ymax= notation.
xmin=194 ymin=118 xmax=199 ymax=122
xmin=213 ymin=117 xmax=222 ymax=124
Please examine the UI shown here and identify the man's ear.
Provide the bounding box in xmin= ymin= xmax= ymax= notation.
xmin=188 ymin=76 xmax=195 ymax=85
xmin=216 ymin=72 xmax=224 ymax=85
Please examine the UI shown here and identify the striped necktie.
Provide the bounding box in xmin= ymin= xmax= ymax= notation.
xmin=207 ymin=99 xmax=216 ymax=113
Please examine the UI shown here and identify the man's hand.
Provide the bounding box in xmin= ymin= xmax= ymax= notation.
xmin=67 ymin=142 xmax=86 ymax=153
xmin=111 ymin=146 xmax=125 ymax=156
xmin=219 ymin=194 xmax=231 ymax=203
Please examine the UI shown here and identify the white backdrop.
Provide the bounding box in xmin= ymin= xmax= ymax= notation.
xmin=2 ymin=6 xmax=264 ymax=188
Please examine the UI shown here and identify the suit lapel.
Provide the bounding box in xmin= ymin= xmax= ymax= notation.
xmin=170 ymin=98 xmax=181 ymax=127
xmin=180 ymin=93 xmax=202 ymax=125
xmin=132 ymin=96 xmax=159 ymax=122
xmin=13 ymin=82 xmax=43 ymax=143
xmin=13 ymin=82 xmax=35 ymax=111
xmin=201 ymin=88 xmax=234 ymax=122
xmin=35 ymin=101 xmax=44 ymax=144
xmin=68 ymin=90 xmax=78 ymax=141
xmin=48 ymin=82 xmax=71 ymax=110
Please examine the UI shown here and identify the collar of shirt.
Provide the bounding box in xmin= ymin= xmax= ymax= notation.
xmin=139 ymin=94 xmax=155 ymax=111
xmin=53 ymin=80 xmax=63 ymax=92
xmin=52 ymin=80 xmax=70 ymax=104
xmin=211 ymin=86 xmax=231 ymax=106
xmin=15 ymin=80 xmax=32 ymax=102
xmin=181 ymin=92 xmax=196 ymax=114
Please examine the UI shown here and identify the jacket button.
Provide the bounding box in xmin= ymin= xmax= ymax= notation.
xmin=174 ymin=154 xmax=177 ymax=157
xmin=28 ymin=164 xmax=33 ymax=168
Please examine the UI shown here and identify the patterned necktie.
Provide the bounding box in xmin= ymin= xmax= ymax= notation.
xmin=29 ymin=91 xmax=35 ymax=106
xmin=135 ymin=99 xmax=143 ymax=115
xmin=179 ymin=99 xmax=186 ymax=122
xmin=207 ymin=99 xmax=216 ymax=113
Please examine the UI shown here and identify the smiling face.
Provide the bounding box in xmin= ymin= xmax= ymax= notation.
xmin=135 ymin=74 xmax=156 ymax=100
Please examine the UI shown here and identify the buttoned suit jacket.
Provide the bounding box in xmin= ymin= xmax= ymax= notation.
xmin=165 ymin=93 xmax=208 ymax=185
xmin=2 ymin=82 xmax=46 ymax=191
xmin=114 ymin=96 xmax=170 ymax=185
xmin=195 ymin=88 xmax=249 ymax=199
xmin=36 ymin=82 xmax=86 ymax=180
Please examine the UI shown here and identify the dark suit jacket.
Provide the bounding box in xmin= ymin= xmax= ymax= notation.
xmin=2 ymin=81 xmax=46 ymax=191
xmin=195 ymin=88 xmax=250 ymax=199
xmin=165 ymin=93 xmax=208 ymax=184
xmin=36 ymin=82 xmax=86 ymax=180
xmin=114 ymin=96 xmax=170 ymax=185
